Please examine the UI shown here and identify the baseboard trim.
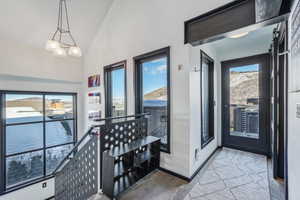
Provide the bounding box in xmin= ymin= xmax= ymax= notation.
xmin=159 ymin=167 xmax=190 ymax=182
xmin=45 ymin=196 xmax=54 ymax=200
xmin=159 ymin=146 xmax=220 ymax=182
xmin=190 ymin=147 xmax=220 ymax=180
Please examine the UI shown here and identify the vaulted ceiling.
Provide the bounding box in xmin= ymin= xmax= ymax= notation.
xmin=0 ymin=0 xmax=114 ymax=53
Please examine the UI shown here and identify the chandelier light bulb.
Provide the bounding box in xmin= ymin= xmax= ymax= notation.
xmin=45 ymin=40 xmax=60 ymax=52
xmin=53 ymin=47 xmax=67 ymax=57
xmin=68 ymin=46 xmax=82 ymax=57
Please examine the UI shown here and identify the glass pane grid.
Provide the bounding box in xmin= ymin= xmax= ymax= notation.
xmin=46 ymin=144 xmax=73 ymax=175
xmin=45 ymin=95 xmax=74 ymax=120
xmin=6 ymin=150 xmax=44 ymax=188
xmin=5 ymin=94 xmax=44 ymax=125
xmin=3 ymin=93 xmax=76 ymax=189
xmin=6 ymin=123 xmax=44 ymax=155
xmin=46 ymin=120 xmax=74 ymax=147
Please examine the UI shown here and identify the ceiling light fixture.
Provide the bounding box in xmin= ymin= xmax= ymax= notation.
xmin=45 ymin=0 xmax=82 ymax=57
xmin=229 ymin=32 xmax=249 ymax=39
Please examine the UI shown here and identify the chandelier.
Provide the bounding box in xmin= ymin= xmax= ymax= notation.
xmin=45 ymin=0 xmax=82 ymax=57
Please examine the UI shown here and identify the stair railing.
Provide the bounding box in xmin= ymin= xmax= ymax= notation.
xmin=52 ymin=113 xmax=149 ymax=175
xmin=53 ymin=113 xmax=149 ymax=200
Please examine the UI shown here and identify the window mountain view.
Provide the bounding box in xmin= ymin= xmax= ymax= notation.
xmin=143 ymin=87 xmax=168 ymax=145
xmin=229 ymin=65 xmax=260 ymax=139
xmin=141 ymin=57 xmax=168 ymax=148
xmin=144 ymin=86 xmax=167 ymax=105
xmin=5 ymin=95 xmax=74 ymax=187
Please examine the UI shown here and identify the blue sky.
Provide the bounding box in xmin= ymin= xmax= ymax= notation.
xmin=111 ymin=58 xmax=167 ymax=98
xmin=142 ymin=58 xmax=167 ymax=94
xmin=112 ymin=68 xmax=125 ymax=98
xmin=230 ymin=64 xmax=259 ymax=72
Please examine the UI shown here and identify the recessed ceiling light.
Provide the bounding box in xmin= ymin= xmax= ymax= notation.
xmin=229 ymin=32 xmax=249 ymax=39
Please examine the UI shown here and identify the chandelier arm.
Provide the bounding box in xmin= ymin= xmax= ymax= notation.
xmin=59 ymin=0 xmax=63 ymax=43
xmin=57 ymin=0 xmax=62 ymax=29
xmin=68 ymin=32 xmax=77 ymax=46
xmin=63 ymin=0 xmax=71 ymax=32
xmin=60 ymin=0 xmax=63 ymax=32
xmin=51 ymin=29 xmax=59 ymax=40
xmin=46 ymin=0 xmax=81 ymax=56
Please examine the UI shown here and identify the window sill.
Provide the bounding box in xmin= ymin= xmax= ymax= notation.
xmin=201 ymin=136 xmax=215 ymax=149
xmin=0 ymin=175 xmax=54 ymax=196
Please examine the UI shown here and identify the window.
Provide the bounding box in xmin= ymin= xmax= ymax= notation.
xmin=134 ymin=47 xmax=171 ymax=153
xmin=200 ymin=51 xmax=214 ymax=148
xmin=104 ymin=61 xmax=127 ymax=117
xmin=229 ymin=64 xmax=260 ymax=139
xmin=0 ymin=92 xmax=77 ymax=193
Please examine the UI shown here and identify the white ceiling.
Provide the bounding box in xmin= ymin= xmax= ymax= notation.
xmin=0 ymin=0 xmax=114 ymax=52
xmin=210 ymin=24 xmax=277 ymax=55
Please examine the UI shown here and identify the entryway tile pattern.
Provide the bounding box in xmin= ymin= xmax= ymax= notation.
xmin=184 ymin=148 xmax=270 ymax=200
xmin=93 ymin=148 xmax=270 ymax=200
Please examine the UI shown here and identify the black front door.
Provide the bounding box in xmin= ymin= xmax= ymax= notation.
xmin=222 ymin=54 xmax=270 ymax=155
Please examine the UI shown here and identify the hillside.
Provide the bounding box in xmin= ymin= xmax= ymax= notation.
xmin=144 ymin=87 xmax=167 ymax=100
xmin=230 ymin=71 xmax=259 ymax=105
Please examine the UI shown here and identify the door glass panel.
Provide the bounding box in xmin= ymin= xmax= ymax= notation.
xmin=111 ymin=68 xmax=126 ymax=117
xmin=201 ymin=62 xmax=209 ymax=142
xmin=229 ymin=64 xmax=260 ymax=139
xmin=142 ymin=57 xmax=168 ymax=149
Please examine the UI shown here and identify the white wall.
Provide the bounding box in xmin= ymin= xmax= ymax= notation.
xmin=288 ymin=93 xmax=300 ymax=200
xmin=288 ymin=1 xmax=300 ymax=199
xmin=83 ymin=0 xmax=233 ymax=177
xmin=0 ymin=179 xmax=54 ymax=200
xmin=188 ymin=44 xmax=220 ymax=176
xmin=0 ymin=38 xmax=83 ymax=200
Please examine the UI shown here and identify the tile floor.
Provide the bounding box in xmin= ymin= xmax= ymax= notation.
xmin=184 ymin=148 xmax=270 ymax=200
xmin=94 ymin=148 xmax=272 ymax=200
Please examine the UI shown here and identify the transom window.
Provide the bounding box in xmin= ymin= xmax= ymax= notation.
xmin=0 ymin=92 xmax=77 ymax=192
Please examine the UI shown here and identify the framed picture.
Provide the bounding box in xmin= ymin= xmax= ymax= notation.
xmin=88 ymin=92 xmax=101 ymax=104
xmin=88 ymin=110 xmax=102 ymax=120
xmin=88 ymin=74 xmax=100 ymax=88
